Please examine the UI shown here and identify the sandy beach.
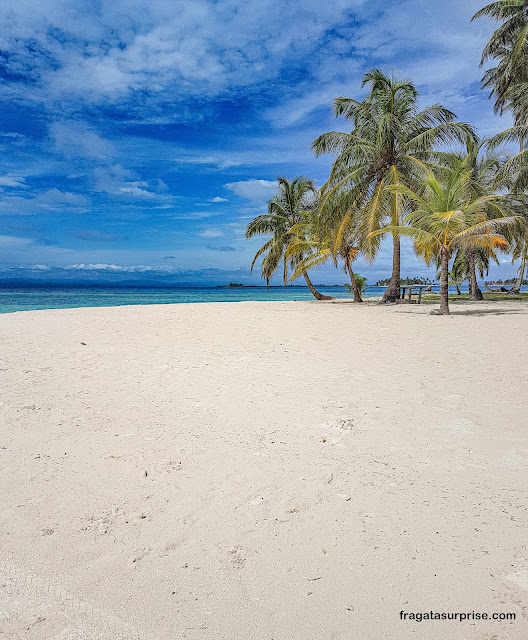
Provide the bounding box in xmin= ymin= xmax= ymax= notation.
xmin=1 ymin=300 xmax=527 ymax=640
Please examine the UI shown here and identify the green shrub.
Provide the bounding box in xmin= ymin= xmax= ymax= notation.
xmin=344 ymin=275 xmax=368 ymax=295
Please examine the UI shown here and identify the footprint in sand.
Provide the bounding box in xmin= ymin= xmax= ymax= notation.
xmin=80 ymin=507 xmax=121 ymax=536
xmin=228 ymin=546 xmax=247 ymax=568
xmin=323 ymin=418 xmax=355 ymax=431
xmin=318 ymin=418 xmax=355 ymax=445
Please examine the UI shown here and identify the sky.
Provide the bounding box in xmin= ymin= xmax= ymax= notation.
xmin=0 ymin=0 xmax=520 ymax=285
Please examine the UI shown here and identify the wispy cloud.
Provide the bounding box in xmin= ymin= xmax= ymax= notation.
xmin=49 ymin=121 xmax=115 ymax=160
xmin=206 ymin=244 xmax=237 ymax=252
xmin=0 ymin=175 xmax=28 ymax=188
xmin=198 ymin=227 xmax=223 ymax=238
xmin=0 ymin=188 xmax=88 ymax=215
xmin=71 ymin=229 xmax=125 ymax=241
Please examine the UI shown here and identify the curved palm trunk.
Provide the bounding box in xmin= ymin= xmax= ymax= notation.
xmin=510 ymin=241 xmax=527 ymax=294
xmin=345 ymin=256 xmax=362 ymax=302
xmin=455 ymin=284 xmax=462 ymax=295
xmin=381 ymin=234 xmax=400 ymax=303
xmin=438 ymin=248 xmax=450 ymax=315
xmin=468 ymin=249 xmax=483 ymax=300
xmin=303 ymin=271 xmax=335 ymax=300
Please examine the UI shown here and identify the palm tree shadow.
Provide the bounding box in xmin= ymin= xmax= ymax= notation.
xmin=450 ymin=308 xmax=527 ymax=316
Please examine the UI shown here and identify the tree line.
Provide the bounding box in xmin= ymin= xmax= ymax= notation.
xmin=245 ymin=1 xmax=528 ymax=315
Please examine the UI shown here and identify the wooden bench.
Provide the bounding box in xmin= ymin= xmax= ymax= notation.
xmin=399 ymin=284 xmax=430 ymax=304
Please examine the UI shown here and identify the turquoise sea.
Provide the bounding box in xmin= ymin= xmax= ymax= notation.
xmin=0 ymin=283 xmax=520 ymax=314
xmin=0 ymin=284 xmax=383 ymax=314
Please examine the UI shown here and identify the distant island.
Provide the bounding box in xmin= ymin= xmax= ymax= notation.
xmin=217 ymin=283 xmax=246 ymax=288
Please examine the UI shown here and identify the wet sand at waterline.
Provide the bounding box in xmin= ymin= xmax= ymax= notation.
xmin=0 ymin=300 xmax=527 ymax=640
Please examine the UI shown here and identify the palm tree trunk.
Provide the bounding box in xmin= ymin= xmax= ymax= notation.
xmin=345 ymin=256 xmax=362 ymax=302
xmin=468 ymin=249 xmax=483 ymax=300
xmin=381 ymin=234 xmax=400 ymax=303
xmin=439 ymin=248 xmax=450 ymax=315
xmin=431 ymin=247 xmax=450 ymax=316
xmin=303 ymin=271 xmax=334 ymax=300
xmin=510 ymin=241 xmax=527 ymax=294
xmin=455 ymin=284 xmax=461 ymax=295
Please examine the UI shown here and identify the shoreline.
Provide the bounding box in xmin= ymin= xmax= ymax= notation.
xmin=1 ymin=301 xmax=527 ymax=639
xmin=3 ymin=293 xmax=528 ymax=316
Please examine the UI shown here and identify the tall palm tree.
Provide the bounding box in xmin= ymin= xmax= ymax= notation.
xmin=485 ymin=131 xmax=528 ymax=290
xmin=507 ymin=219 xmax=528 ymax=292
xmin=473 ymin=1 xmax=528 ymax=124
xmin=312 ymin=69 xmax=475 ymax=303
xmin=370 ymin=168 xmax=516 ymax=315
xmin=431 ymin=138 xmax=504 ymax=299
xmin=512 ymin=238 xmax=528 ymax=291
xmin=245 ymin=176 xmax=334 ymax=300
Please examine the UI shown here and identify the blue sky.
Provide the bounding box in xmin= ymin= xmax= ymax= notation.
xmin=0 ymin=0 xmax=519 ymax=285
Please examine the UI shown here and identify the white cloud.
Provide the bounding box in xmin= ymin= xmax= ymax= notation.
xmin=0 ymin=234 xmax=35 ymax=248
xmin=92 ymin=164 xmax=157 ymax=198
xmin=0 ymin=188 xmax=88 ymax=215
xmin=37 ymin=189 xmax=88 ymax=207
xmin=0 ymin=0 xmax=365 ymax=111
xmin=0 ymin=175 xmax=28 ymax=188
xmin=65 ymin=263 xmax=156 ymax=272
xmin=209 ymin=196 xmax=228 ymax=202
xmin=224 ymin=179 xmax=277 ymax=203
xmin=49 ymin=121 xmax=115 ymax=159
xmin=118 ymin=184 xmax=155 ymax=198
xmin=198 ymin=227 xmax=223 ymax=238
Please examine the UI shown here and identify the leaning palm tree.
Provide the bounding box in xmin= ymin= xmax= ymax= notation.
xmin=284 ymin=196 xmax=365 ymax=302
xmin=472 ymin=1 xmax=528 ymax=124
xmin=286 ymin=229 xmax=364 ymax=302
xmin=245 ymin=176 xmax=334 ymax=300
xmin=370 ymin=168 xmax=516 ymax=315
xmin=312 ymin=69 xmax=475 ymax=303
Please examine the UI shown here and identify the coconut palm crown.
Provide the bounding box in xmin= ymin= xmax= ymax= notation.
xmin=430 ymin=137 xmax=504 ymax=299
xmin=473 ymin=1 xmax=528 ymax=123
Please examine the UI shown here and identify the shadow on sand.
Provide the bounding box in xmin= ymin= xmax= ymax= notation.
xmin=449 ymin=307 xmax=527 ymax=317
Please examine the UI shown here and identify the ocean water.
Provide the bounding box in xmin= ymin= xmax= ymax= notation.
xmin=0 ymin=284 xmax=386 ymax=314
xmin=0 ymin=283 xmax=514 ymax=314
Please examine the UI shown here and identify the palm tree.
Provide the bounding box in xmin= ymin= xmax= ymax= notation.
xmin=284 ymin=198 xmax=365 ymax=302
xmin=286 ymin=233 xmax=364 ymax=302
xmin=485 ymin=132 xmax=528 ymax=289
xmin=245 ymin=176 xmax=334 ymax=300
xmin=507 ymin=219 xmax=528 ymax=292
xmin=472 ymin=1 xmax=528 ymax=125
xmin=312 ymin=69 xmax=475 ymax=303
xmin=431 ymin=138 xmax=504 ymax=299
xmin=446 ymin=255 xmax=467 ymax=295
xmin=370 ymin=168 xmax=516 ymax=315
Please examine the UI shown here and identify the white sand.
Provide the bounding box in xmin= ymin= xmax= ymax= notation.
xmin=0 ymin=300 xmax=527 ymax=640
